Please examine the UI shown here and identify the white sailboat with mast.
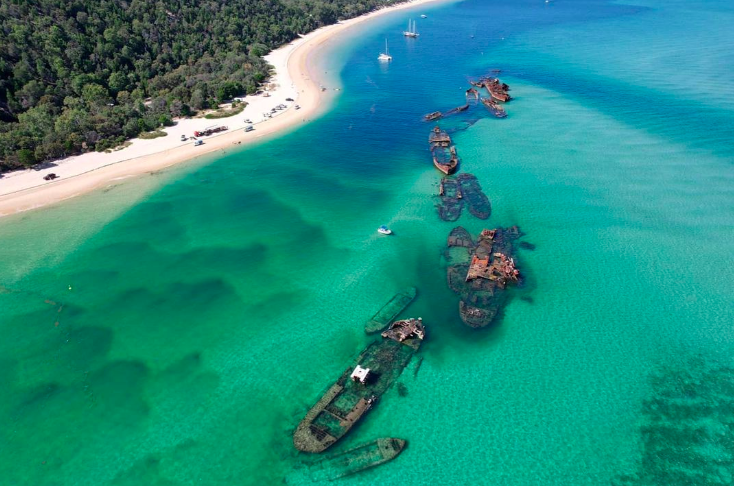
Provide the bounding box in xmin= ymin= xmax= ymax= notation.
xmin=403 ymin=19 xmax=419 ymax=38
xmin=378 ymin=39 xmax=392 ymax=61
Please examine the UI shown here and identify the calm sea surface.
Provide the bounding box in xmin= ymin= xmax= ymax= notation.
xmin=1 ymin=0 xmax=733 ymax=484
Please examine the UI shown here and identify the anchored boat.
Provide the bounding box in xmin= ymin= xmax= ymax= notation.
xmin=403 ymin=19 xmax=419 ymax=38
xmin=365 ymin=287 xmax=418 ymax=334
xmin=378 ymin=39 xmax=392 ymax=61
xmin=293 ymin=318 xmax=426 ymax=453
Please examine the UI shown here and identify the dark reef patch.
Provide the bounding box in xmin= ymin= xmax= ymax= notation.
xmin=613 ymin=354 xmax=734 ymax=486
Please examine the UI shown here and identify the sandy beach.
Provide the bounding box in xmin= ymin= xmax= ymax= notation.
xmin=0 ymin=0 xmax=447 ymax=217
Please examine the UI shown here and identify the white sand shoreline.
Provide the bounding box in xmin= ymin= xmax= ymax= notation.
xmin=0 ymin=0 xmax=448 ymax=218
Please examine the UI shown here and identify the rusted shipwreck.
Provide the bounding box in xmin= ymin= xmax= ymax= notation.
xmin=445 ymin=227 xmax=522 ymax=328
xmin=293 ymin=318 xmax=426 ymax=453
xmin=471 ymin=77 xmax=512 ymax=103
xmin=481 ymin=98 xmax=507 ymax=118
xmin=437 ymin=173 xmax=491 ymax=221
xmin=429 ymin=126 xmax=459 ymax=175
xmin=424 ymin=103 xmax=469 ymax=121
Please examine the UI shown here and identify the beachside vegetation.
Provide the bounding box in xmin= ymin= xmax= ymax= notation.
xmin=138 ymin=130 xmax=167 ymax=140
xmin=205 ymin=104 xmax=247 ymax=120
xmin=0 ymin=0 xmax=403 ymax=172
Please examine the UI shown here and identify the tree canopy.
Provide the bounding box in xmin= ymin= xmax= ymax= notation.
xmin=0 ymin=0 xmax=400 ymax=171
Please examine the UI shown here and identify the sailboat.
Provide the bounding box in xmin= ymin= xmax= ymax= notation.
xmin=403 ymin=19 xmax=419 ymax=38
xmin=378 ymin=39 xmax=392 ymax=61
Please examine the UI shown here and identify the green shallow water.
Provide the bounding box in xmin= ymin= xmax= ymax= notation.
xmin=1 ymin=0 xmax=733 ymax=484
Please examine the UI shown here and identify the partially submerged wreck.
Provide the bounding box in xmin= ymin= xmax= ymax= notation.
xmin=365 ymin=287 xmax=418 ymax=334
xmin=457 ymin=173 xmax=491 ymax=219
xmin=480 ymin=97 xmax=507 ymax=118
xmin=436 ymin=174 xmax=490 ymax=221
xmin=445 ymin=103 xmax=469 ymax=116
xmin=424 ymin=103 xmax=469 ymax=122
xmin=437 ymin=177 xmax=463 ymax=222
xmin=471 ymin=77 xmax=512 ymax=103
xmin=289 ymin=438 xmax=407 ymax=482
xmin=293 ymin=318 xmax=426 ymax=453
xmin=445 ymin=227 xmax=522 ymax=328
xmin=429 ymin=127 xmax=459 ymax=175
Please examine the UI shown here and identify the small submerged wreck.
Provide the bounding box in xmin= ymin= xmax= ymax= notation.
xmin=289 ymin=438 xmax=407 ymax=483
xmin=480 ymin=97 xmax=507 ymax=118
xmin=436 ymin=174 xmax=490 ymax=221
xmin=424 ymin=103 xmax=469 ymax=122
xmin=293 ymin=318 xmax=426 ymax=453
xmin=437 ymin=178 xmax=463 ymax=222
xmin=466 ymin=88 xmax=480 ymax=100
xmin=365 ymin=287 xmax=418 ymax=334
xmin=445 ymin=227 xmax=522 ymax=328
xmin=429 ymin=126 xmax=459 ymax=175
xmin=444 ymin=103 xmax=469 ymax=116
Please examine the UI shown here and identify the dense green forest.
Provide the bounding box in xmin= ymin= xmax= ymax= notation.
xmin=0 ymin=0 xmax=401 ymax=171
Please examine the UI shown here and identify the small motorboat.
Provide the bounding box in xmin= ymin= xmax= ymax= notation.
xmin=377 ymin=225 xmax=392 ymax=235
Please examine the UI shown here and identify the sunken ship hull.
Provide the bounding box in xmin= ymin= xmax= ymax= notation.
xmin=293 ymin=319 xmax=425 ymax=453
xmin=437 ymin=178 xmax=463 ymax=221
xmin=489 ymin=90 xmax=511 ymax=103
xmin=432 ymin=148 xmax=458 ymax=175
xmin=457 ymin=173 xmax=491 ymax=219
xmin=472 ymin=77 xmax=512 ymax=103
xmin=480 ymin=98 xmax=507 ymax=118
xmin=429 ymin=126 xmax=459 ymax=175
xmin=289 ymin=438 xmax=406 ymax=482
xmin=445 ymin=227 xmax=522 ymax=328
xmin=437 ymin=174 xmax=491 ymax=222
xmin=365 ymin=287 xmax=418 ymax=334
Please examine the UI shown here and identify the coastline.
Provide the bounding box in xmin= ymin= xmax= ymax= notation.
xmin=0 ymin=0 xmax=447 ymax=218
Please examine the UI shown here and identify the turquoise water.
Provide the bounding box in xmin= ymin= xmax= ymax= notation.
xmin=1 ymin=0 xmax=733 ymax=484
